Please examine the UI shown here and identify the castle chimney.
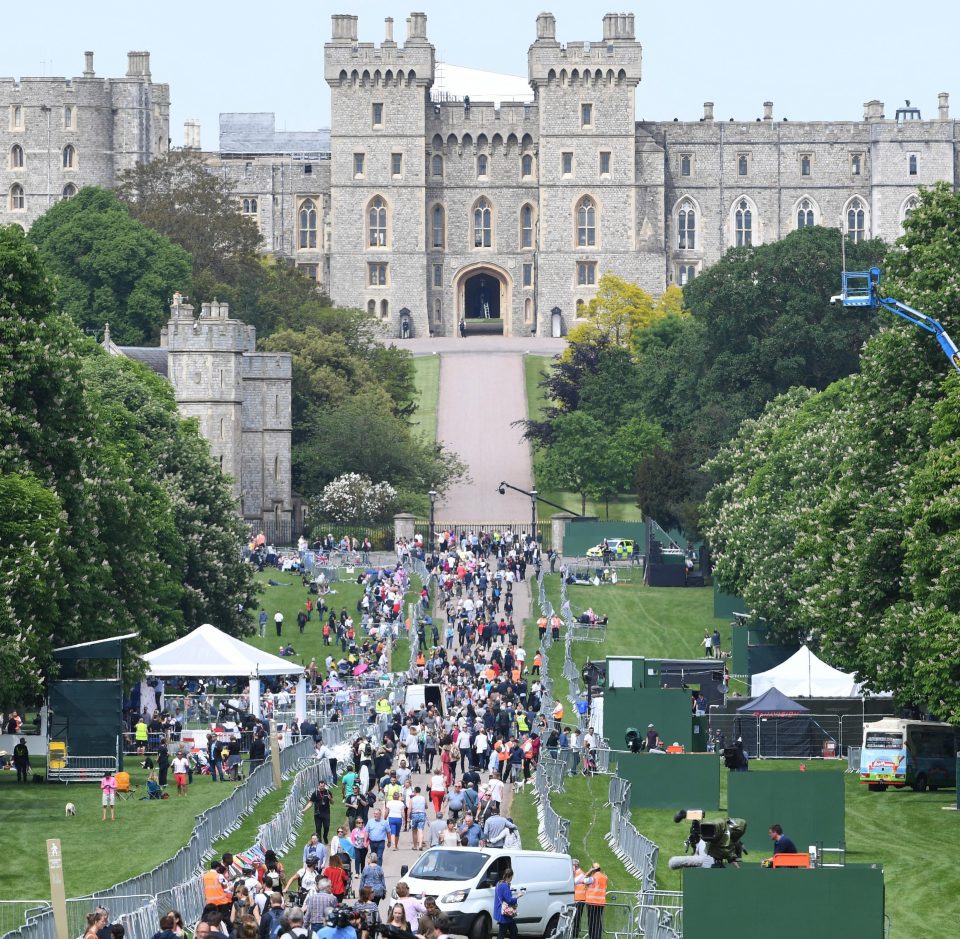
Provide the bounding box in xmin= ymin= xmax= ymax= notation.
xmin=863 ymin=99 xmax=884 ymax=121
xmin=406 ymin=12 xmax=428 ymax=43
xmin=385 ymin=17 xmax=395 ymax=43
xmin=938 ymin=92 xmax=949 ymax=121
xmin=330 ymin=14 xmax=358 ymax=42
xmin=536 ymin=12 xmax=556 ymax=41
xmin=83 ymin=51 xmax=95 ymax=78
xmin=603 ymin=13 xmax=636 ymax=40
xmin=183 ymin=119 xmax=201 ymax=150
xmin=126 ymin=51 xmax=151 ymax=78
xmin=703 ymin=101 xmax=714 ymax=122
xmin=763 ymin=101 xmax=773 ymax=121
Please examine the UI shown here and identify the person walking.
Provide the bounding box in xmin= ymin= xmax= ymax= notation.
xmin=493 ymin=868 xmax=524 ymax=939
xmin=584 ymin=863 xmax=607 ymax=939
xmin=100 ymin=771 xmax=117 ymax=821
xmin=274 ymin=610 xmax=284 ymax=637
xmin=12 ymin=737 xmax=30 ymax=783
xmin=303 ymin=780 xmax=333 ymax=842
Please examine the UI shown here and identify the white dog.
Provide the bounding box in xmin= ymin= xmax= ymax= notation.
xmin=65 ymin=802 xmax=76 ymax=816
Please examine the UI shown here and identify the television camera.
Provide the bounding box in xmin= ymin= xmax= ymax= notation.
xmin=668 ymin=809 xmax=748 ymax=869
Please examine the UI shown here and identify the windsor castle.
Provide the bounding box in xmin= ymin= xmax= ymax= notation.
xmin=2 ymin=11 xmax=958 ymax=522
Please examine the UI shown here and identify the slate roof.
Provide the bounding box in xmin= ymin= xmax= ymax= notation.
xmin=219 ymin=113 xmax=330 ymax=156
xmin=118 ymin=346 xmax=169 ymax=378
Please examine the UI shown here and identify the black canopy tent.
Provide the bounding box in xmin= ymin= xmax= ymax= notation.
xmin=735 ymin=687 xmax=817 ymax=758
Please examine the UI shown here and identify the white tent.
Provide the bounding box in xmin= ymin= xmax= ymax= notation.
xmin=144 ymin=623 xmax=304 ymax=678
xmin=751 ymin=645 xmax=864 ymax=698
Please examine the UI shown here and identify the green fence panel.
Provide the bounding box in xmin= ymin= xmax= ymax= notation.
xmin=683 ymin=865 xmax=885 ymax=939
xmin=562 ymin=520 xmax=647 ymax=557
xmin=617 ymin=753 xmax=720 ymax=809
xmin=603 ymin=685 xmax=694 ymax=753
xmin=713 ymin=586 xmax=746 ymax=619
xmin=727 ymin=771 xmax=845 ymax=853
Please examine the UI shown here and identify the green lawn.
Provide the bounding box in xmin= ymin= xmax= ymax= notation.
xmin=410 ymin=354 xmax=440 ymax=446
xmin=526 ymin=573 xmax=960 ymax=936
xmin=0 ymin=763 xmax=247 ymax=900
xmin=523 ymin=354 xmax=642 ymax=522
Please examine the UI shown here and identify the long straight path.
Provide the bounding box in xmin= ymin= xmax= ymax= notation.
xmin=435 ymin=352 xmax=534 ymax=522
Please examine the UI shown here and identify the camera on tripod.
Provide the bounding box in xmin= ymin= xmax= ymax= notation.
xmin=668 ymin=808 xmax=748 ymax=869
xmin=624 ymin=728 xmax=642 ymax=753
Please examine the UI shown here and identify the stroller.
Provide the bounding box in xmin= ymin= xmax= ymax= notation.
xmin=581 ymin=749 xmax=597 ymax=777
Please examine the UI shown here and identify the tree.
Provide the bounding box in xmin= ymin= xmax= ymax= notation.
xmin=27 ymin=188 xmax=192 ymax=344
xmin=117 ymin=150 xmax=262 ymax=291
xmin=313 ymin=474 xmax=399 ymax=523
xmin=536 ymin=411 xmax=609 ymax=515
xmin=566 ymin=274 xmax=678 ymax=347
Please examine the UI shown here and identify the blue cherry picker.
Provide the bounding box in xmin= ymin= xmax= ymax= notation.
xmin=832 ymin=266 xmax=960 ymax=374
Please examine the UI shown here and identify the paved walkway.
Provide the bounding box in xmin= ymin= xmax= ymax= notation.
xmin=395 ymin=336 xmax=566 ymax=356
xmin=435 ymin=352 xmax=535 ymax=522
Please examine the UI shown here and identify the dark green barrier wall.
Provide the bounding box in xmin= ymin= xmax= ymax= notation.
xmin=713 ymin=586 xmax=746 ymax=619
xmin=603 ymin=686 xmax=694 ymax=753
xmin=617 ymin=753 xmax=720 ymax=809
xmin=683 ymin=865 xmax=884 ymax=939
xmin=49 ymin=679 xmax=123 ymax=766
xmin=727 ymin=771 xmax=845 ymax=853
xmin=562 ymin=520 xmax=647 ymax=557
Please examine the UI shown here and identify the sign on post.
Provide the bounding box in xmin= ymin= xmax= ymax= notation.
xmin=47 ymin=839 xmax=68 ymax=939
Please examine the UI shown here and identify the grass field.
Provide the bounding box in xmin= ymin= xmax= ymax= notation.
xmin=0 ymin=763 xmax=246 ymax=900
xmin=523 ymin=355 xmax=641 ymax=522
xmin=410 ymin=355 xmax=440 ymax=445
xmin=515 ymin=573 xmax=960 ymax=936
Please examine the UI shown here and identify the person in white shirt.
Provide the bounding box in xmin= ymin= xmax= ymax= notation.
xmin=386 ymin=796 xmax=405 ymax=849
xmin=171 ymin=752 xmax=190 ymax=797
xmin=474 ymin=730 xmax=488 ymax=768
xmin=440 ymin=819 xmax=460 ymax=847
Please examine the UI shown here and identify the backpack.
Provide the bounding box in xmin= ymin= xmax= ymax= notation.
xmin=450 ymin=744 xmax=461 ymax=761
xmin=267 ymin=911 xmax=284 ymax=939
xmin=264 ymin=868 xmax=282 ymax=890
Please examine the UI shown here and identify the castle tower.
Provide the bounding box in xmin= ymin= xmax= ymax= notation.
xmin=110 ymin=51 xmax=170 ymax=175
xmin=163 ymin=295 xmax=251 ymax=508
xmin=325 ymin=12 xmax=434 ymax=337
xmin=528 ymin=14 xmax=664 ymax=315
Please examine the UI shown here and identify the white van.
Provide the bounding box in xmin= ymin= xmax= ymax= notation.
xmin=398 ymin=847 xmax=574 ymax=939
xmin=403 ymin=683 xmax=446 ymax=717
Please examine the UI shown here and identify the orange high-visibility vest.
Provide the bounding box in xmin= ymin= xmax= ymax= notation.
xmin=203 ymin=869 xmax=231 ymax=905
xmin=553 ymin=702 xmax=564 ymax=720
xmin=585 ymin=872 xmax=608 ymax=906
xmin=574 ymin=872 xmax=588 ymax=902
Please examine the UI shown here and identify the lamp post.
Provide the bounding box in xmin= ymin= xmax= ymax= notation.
xmin=530 ymin=488 xmax=538 ymax=547
xmin=428 ymin=489 xmax=437 ymax=560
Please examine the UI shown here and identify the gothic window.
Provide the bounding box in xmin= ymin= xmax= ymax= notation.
xmin=473 ymin=197 xmax=492 ymax=248
xmin=520 ymin=203 xmax=535 ymax=249
xmin=902 ymin=195 xmax=919 ymax=220
xmin=562 ymin=152 xmax=573 ymax=176
xmin=678 ymin=264 xmax=697 ymax=286
xmin=738 ymin=154 xmax=749 ymax=176
xmin=522 ymin=263 xmax=533 ymax=288
xmin=391 ymin=153 xmax=403 ymax=176
xmin=354 ymin=152 xmax=365 ymax=176
xmin=368 ymin=262 xmax=388 ymax=286
xmin=274 ymin=455 xmax=280 ymax=479
xmin=298 ymin=199 xmax=317 ymax=249
xmin=9 ymin=183 xmax=24 ymax=211
xmin=796 ymin=198 xmax=815 ymax=229
xmin=599 ymin=151 xmax=611 ymax=175
xmin=735 ymin=199 xmax=753 ymax=247
xmin=677 ymin=200 xmax=696 ymax=250
xmin=851 ymin=153 xmax=862 ymax=176
xmin=10 ymin=144 xmax=23 ymax=169
xmin=576 ymin=261 xmax=596 ymax=286
xmin=368 ymin=196 xmax=388 ymax=247
xmin=367 ymin=300 xmax=376 ymax=316
xmin=431 ymin=204 xmax=445 ymax=249
xmin=477 ymin=154 xmax=488 ymax=177
xmin=680 ymin=154 xmax=691 ymax=177
xmin=576 ymin=196 xmax=596 ymax=247
xmin=524 ymin=298 xmax=533 ymax=323
xmin=62 ymin=144 xmax=76 ymax=169
xmin=63 ymin=105 xmax=75 ymax=129
xmin=909 ymin=154 xmax=918 ymax=176
xmin=62 ymin=183 xmax=77 ymax=199
xmin=10 ymin=104 xmax=23 ymax=129
xmin=432 ymin=154 xmax=443 ymax=177
xmin=241 ymin=197 xmax=258 ymax=215
xmin=800 ymin=154 xmax=812 ymax=177
xmin=433 ymin=297 xmax=442 ymax=324
xmin=521 ymin=153 xmax=533 ymax=177
xmin=380 ymin=299 xmax=389 ymax=319
xmin=433 ymin=264 xmax=443 ymax=288
xmin=846 ymin=198 xmax=866 ymax=243
xmin=219 ymin=418 xmax=225 ymax=439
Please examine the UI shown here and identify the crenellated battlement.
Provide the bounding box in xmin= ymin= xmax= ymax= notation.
xmin=529 ymin=12 xmax=642 ymax=87
xmin=325 ymin=12 xmax=434 ymax=86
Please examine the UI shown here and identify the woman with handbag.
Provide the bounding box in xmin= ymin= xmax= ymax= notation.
xmin=493 ymin=869 xmax=524 ymax=939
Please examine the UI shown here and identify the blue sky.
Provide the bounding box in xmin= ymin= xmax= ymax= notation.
xmin=7 ymin=1 xmax=958 ymax=147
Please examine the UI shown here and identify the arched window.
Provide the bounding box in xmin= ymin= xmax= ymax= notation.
xmin=62 ymin=183 xmax=77 ymax=199
xmin=367 ymin=299 xmax=376 ymax=316
xmin=10 ymin=144 xmax=23 ymax=169
xmin=576 ymin=197 xmax=596 ymax=247
xmin=433 ymin=297 xmax=442 ymax=324
xmin=219 ymin=417 xmax=225 ymax=439
xmin=677 ymin=200 xmax=696 ymax=250
xmin=432 ymin=154 xmax=443 ymax=177
xmin=299 ymin=199 xmax=317 ymax=248
xmin=431 ymin=204 xmax=445 ymax=249
xmin=380 ymin=299 xmax=389 ymax=319
xmin=62 ymin=144 xmax=75 ymax=169
xmin=242 ymin=197 xmax=258 ymax=215
xmin=274 ymin=455 xmax=280 ymax=479
xmin=9 ymin=183 xmax=24 ymax=211
xmin=678 ymin=264 xmax=697 ymax=286
xmin=524 ymin=298 xmax=533 ymax=324
xmin=846 ymin=198 xmax=865 ymax=243
xmin=521 ymin=153 xmax=533 ymax=177
xmin=368 ymin=196 xmax=388 ymax=247
xmin=520 ymin=204 xmax=534 ymax=249
xmin=473 ymin=197 xmax=492 ymax=248
xmin=477 ymin=154 xmax=488 ymax=177
xmin=796 ymin=198 xmax=815 ymax=229
xmin=909 ymin=154 xmax=918 ymax=176
xmin=901 ymin=195 xmax=919 ymax=231
xmin=735 ymin=199 xmax=752 ymax=247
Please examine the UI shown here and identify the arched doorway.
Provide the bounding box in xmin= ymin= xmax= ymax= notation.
xmin=454 ymin=263 xmax=512 ymax=336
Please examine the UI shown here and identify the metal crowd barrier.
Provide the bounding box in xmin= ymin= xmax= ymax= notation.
xmin=847 ymin=747 xmax=862 ymax=773
xmin=604 ymin=777 xmax=658 ymax=894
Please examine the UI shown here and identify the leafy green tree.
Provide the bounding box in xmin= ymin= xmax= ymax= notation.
xmin=567 ymin=275 xmax=684 ymax=347
xmin=27 ymin=188 xmax=192 ymax=344
xmin=536 ymin=411 xmax=609 ymax=516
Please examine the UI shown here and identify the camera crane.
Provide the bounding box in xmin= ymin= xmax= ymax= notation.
xmin=831 ymin=266 xmax=960 ymax=374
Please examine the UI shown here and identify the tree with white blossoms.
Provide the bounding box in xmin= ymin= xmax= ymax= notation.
xmin=314 ymin=473 xmax=398 ymax=523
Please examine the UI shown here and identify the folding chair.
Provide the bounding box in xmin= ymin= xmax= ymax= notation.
xmin=115 ymin=771 xmax=134 ymax=800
